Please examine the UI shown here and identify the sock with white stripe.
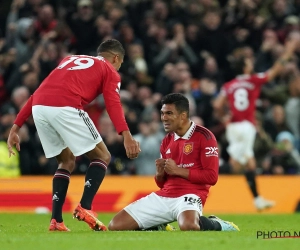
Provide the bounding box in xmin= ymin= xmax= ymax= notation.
xmin=51 ymin=168 xmax=71 ymax=223
xmin=80 ymin=159 xmax=107 ymax=210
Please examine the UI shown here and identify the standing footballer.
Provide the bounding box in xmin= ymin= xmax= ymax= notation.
xmin=7 ymin=39 xmax=141 ymax=231
xmin=213 ymin=34 xmax=300 ymax=210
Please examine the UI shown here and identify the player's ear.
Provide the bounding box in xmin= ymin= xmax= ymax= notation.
xmin=181 ymin=111 xmax=188 ymax=120
xmin=114 ymin=54 xmax=121 ymax=63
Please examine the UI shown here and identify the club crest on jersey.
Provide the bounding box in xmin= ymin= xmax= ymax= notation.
xmin=205 ymin=147 xmax=218 ymax=157
xmin=183 ymin=142 xmax=193 ymax=155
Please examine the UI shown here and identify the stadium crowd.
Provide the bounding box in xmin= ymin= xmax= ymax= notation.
xmin=0 ymin=0 xmax=300 ymax=177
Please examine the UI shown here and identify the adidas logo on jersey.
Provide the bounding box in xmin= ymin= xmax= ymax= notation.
xmin=115 ymin=82 xmax=121 ymax=94
xmin=166 ymin=149 xmax=171 ymax=154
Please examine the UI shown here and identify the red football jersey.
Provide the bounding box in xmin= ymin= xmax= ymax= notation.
xmin=220 ymin=73 xmax=268 ymax=123
xmin=155 ymin=122 xmax=219 ymax=206
xmin=14 ymin=55 xmax=129 ymax=134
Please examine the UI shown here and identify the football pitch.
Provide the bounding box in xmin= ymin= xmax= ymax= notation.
xmin=0 ymin=213 xmax=299 ymax=250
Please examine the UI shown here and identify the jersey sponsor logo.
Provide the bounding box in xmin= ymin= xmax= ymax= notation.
xmin=205 ymin=147 xmax=218 ymax=157
xmin=166 ymin=148 xmax=171 ymax=154
xmin=178 ymin=163 xmax=194 ymax=168
xmin=183 ymin=142 xmax=193 ymax=155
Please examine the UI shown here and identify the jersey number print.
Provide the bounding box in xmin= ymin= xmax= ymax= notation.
xmin=57 ymin=56 xmax=95 ymax=70
xmin=233 ymin=88 xmax=249 ymax=111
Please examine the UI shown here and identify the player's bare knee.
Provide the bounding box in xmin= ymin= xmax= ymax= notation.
xmin=64 ymin=158 xmax=76 ymax=172
xmin=100 ymin=151 xmax=111 ymax=165
xmin=108 ymin=219 xmax=119 ymax=231
xmin=86 ymin=146 xmax=111 ymax=165
xmin=57 ymin=154 xmax=76 ymax=173
xmin=179 ymin=222 xmax=200 ymax=231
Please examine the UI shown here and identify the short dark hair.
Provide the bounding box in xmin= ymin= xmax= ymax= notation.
xmin=97 ymin=39 xmax=125 ymax=57
xmin=231 ymin=56 xmax=246 ymax=75
xmin=161 ymin=93 xmax=189 ymax=115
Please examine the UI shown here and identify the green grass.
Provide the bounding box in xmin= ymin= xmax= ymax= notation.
xmin=0 ymin=213 xmax=299 ymax=250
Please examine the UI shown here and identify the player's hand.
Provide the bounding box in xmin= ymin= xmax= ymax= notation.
xmin=123 ymin=131 xmax=141 ymax=159
xmin=164 ymin=158 xmax=178 ymax=175
xmin=7 ymin=125 xmax=21 ymax=157
xmin=155 ymin=158 xmax=166 ymax=181
xmin=155 ymin=158 xmax=166 ymax=175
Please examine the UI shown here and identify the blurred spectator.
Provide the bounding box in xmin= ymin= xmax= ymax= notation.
xmin=5 ymin=13 xmax=36 ymax=93
xmin=263 ymin=104 xmax=291 ymax=141
xmin=199 ymin=10 xmax=230 ymax=70
xmin=253 ymin=111 xmax=274 ymax=171
xmin=277 ymin=15 xmax=300 ymax=42
xmin=97 ymin=113 xmax=129 ymax=175
xmin=193 ymin=77 xmax=217 ymax=127
xmin=255 ymin=29 xmax=279 ymax=72
xmin=22 ymin=71 xmax=39 ymax=93
xmin=65 ymin=0 xmax=98 ymax=55
xmin=118 ymin=22 xmax=141 ymax=49
xmin=267 ymin=131 xmax=300 ymax=174
xmin=95 ymin=16 xmax=113 ymax=42
xmin=34 ymin=4 xmax=58 ymax=41
xmin=120 ymin=43 xmax=152 ymax=87
xmin=150 ymin=22 xmax=199 ymax=77
xmin=154 ymin=62 xmax=176 ymax=95
xmin=190 ymin=115 xmax=204 ymax=126
xmin=199 ymin=55 xmax=224 ymax=90
xmin=0 ymin=121 xmax=20 ymax=177
xmin=267 ymin=0 xmax=291 ymax=31
xmin=284 ymin=61 xmax=300 ymax=151
xmin=132 ymin=120 xmax=164 ymax=175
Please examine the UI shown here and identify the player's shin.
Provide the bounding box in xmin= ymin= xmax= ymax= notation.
xmin=51 ymin=169 xmax=71 ymax=222
xmin=80 ymin=159 xmax=107 ymax=210
xmin=244 ymin=170 xmax=258 ymax=197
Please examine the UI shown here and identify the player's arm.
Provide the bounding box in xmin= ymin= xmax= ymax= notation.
xmin=188 ymin=137 xmax=219 ymax=185
xmin=267 ymin=35 xmax=299 ymax=82
xmin=102 ymin=75 xmax=129 ymax=134
xmin=102 ymin=74 xmax=141 ymax=159
xmin=154 ymin=141 xmax=167 ymax=187
xmin=154 ymin=158 xmax=167 ymax=188
xmin=7 ymin=95 xmax=33 ymax=157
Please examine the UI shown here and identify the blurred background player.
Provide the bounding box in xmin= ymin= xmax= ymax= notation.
xmin=7 ymin=39 xmax=141 ymax=231
xmin=108 ymin=93 xmax=239 ymax=232
xmin=213 ymin=34 xmax=300 ymax=211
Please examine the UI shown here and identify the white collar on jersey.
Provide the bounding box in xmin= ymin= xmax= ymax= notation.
xmin=174 ymin=121 xmax=196 ymax=141
xmin=236 ymin=74 xmax=250 ymax=79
